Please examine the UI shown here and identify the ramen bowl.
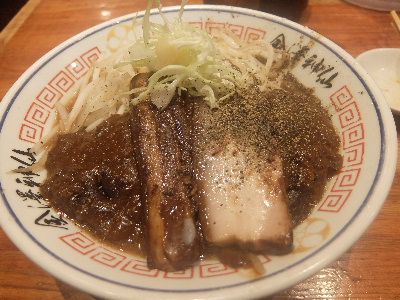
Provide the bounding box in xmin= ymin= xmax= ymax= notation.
xmin=0 ymin=5 xmax=397 ymax=299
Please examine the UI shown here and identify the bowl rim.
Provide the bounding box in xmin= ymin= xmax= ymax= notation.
xmin=0 ymin=4 xmax=397 ymax=299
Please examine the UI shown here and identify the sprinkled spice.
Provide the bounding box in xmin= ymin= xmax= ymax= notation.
xmin=195 ymin=73 xmax=342 ymax=225
xmin=41 ymin=72 xmax=342 ymax=269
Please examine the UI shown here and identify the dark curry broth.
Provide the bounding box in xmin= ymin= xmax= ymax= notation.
xmin=41 ymin=74 xmax=342 ymax=257
xmin=41 ymin=114 xmax=146 ymax=254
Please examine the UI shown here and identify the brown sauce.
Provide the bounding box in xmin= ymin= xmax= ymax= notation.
xmin=41 ymin=114 xmax=146 ymax=254
xmin=278 ymin=77 xmax=342 ymax=224
xmin=41 ymin=74 xmax=342 ymax=262
xmin=195 ymin=74 xmax=342 ymax=225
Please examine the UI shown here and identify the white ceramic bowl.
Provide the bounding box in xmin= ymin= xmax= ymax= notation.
xmin=0 ymin=5 xmax=397 ymax=299
xmin=357 ymin=48 xmax=400 ymax=114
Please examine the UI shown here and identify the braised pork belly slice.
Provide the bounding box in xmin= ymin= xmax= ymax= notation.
xmin=130 ymin=100 xmax=199 ymax=271
xmin=194 ymin=140 xmax=293 ymax=254
xmin=190 ymin=95 xmax=294 ymax=254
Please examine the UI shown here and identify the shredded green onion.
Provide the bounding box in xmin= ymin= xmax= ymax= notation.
xmin=35 ymin=0 xmax=280 ymax=155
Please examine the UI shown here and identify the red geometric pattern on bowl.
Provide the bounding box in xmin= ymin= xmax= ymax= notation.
xmin=188 ymin=21 xmax=202 ymax=29
xmin=333 ymin=168 xmax=361 ymax=188
xmin=227 ymin=23 xmax=245 ymax=38
xmin=121 ymin=259 xmax=160 ymax=277
xmin=199 ymin=263 xmax=237 ymax=278
xmin=203 ymin=21 xmax=264 ymax=42
xmin=320 ymin=191 xmax=352 ymax=212
xmin=49 ymin=71 xmax=75 ymax=94
xmin=338 ymin=101 xmax=361 ymax=128
xmin=342 ymin=123 xmax=365 ymax=149
xmin=329 ymin=85 xmax=354 ymax=110
xmin=319 ymin=85 xmax=365 ymax=213
xmin=81 ymin=47 xmax=102 ymax=67
xmin=19 ymin=102 xmax=50 ymax=143
xmin=90 ymin=247 xmax=126 ymax=268
xmin=319 ymin=168 xmax=361 ymax=212
xmin=204 ymin=21 xmax=225 ymax=36
xmin=24 ymin=102 xmax=50 ymax=126
xmin=19 ymin=123 xmax=44 ymax=144
xmin=18 ymin=47 xmax=101 ymax=144
xmin=66 ymin=58 xmax=90 ymax=80
xmin=343 ymin=143 xmax=364 ymax=167
xmin=244 ymin=27 xmax=266 ymax=43
xmin=163 ymin=267 xmax=194 ymax=279
xmin=60 ymin=231 xmax=96 ymax=254
xmin=59 ymin=231 xmax=271 ymax=279
xmin=36 ymin=86 xmax=62 ymax=109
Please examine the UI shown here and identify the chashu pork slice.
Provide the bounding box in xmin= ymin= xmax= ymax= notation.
xmin=195 ymin=141 xmax=293 ymax=253
xmin=130 ymin=100 xmax=199 ymax=271
xmin=192 ymin=101 xmax=293 ymax=254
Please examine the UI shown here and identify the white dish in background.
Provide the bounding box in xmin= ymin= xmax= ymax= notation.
xmin=357 ymin=48 xmax=400 ymax=114
xmin=344 ymin=0 xmax=400 ymax=11
xmin=0 ymin=5 xmax=397 ymax=300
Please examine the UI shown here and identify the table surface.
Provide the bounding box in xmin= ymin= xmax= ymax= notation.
xmin=0 ymin=0 xmax=399 ymax=299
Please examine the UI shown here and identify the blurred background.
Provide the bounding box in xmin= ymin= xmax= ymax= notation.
xmin=0 ymin=0 xmax=28 ymax=30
